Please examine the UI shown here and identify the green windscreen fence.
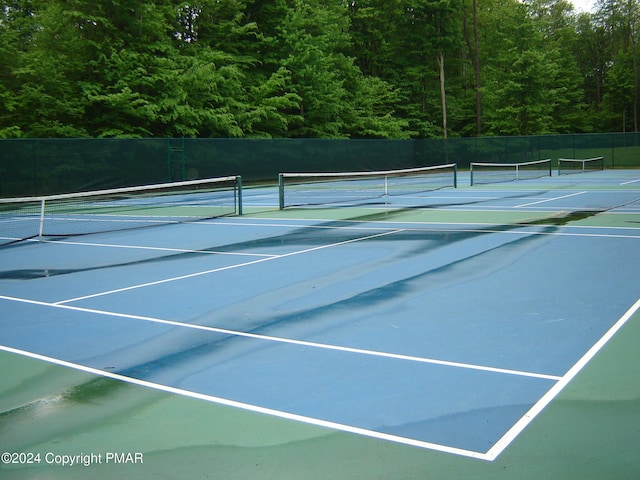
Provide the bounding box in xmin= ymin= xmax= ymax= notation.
xmin=2 ymin=134 xmax=640 ymax=197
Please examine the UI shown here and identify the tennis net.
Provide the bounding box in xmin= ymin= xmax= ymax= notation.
xmin=557 ymin=157 xmax=604 ymax=175
xmin=0 ymin=176 xmax=242 ymax=246
xmin=470 ymin=159 xmax=552 ymax=186
xmin=278 ymin=164 xmax=457 ymax=209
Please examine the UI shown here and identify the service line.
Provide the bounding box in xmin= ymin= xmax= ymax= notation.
xmin=513 ymin=191 xmax=587 ymax=208
xmin=0 ymin=294 xmax=560 ymax=382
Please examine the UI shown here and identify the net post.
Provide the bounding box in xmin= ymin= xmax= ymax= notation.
xmin=38 ymin=198 xmax=46 ymax=240
xmin=470 ymin=163 xmax=475 ymax=186
xmin=548 ymin=158 xmax=552 ymax=177
xmin=278 ymin=174 xmax=285 ymax=210
xmin=384 ymin=176 xmax=388 ymax=196
xmin=453 ymin=163 xmax=458 ymax=188
xmin=236 ymin=176 xmax=243 ymax=215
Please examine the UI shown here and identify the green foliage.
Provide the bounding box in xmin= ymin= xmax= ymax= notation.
xmin=242 ymin=67 xmax=302 ymax=138
xmin=0 ymin=0 xmax=639 ymax=138
xmin=0 ymin=10 xmax=20 ymax=137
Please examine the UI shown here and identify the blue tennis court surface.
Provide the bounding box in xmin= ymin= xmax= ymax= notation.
xmin=1 ymin=169 xmax=639 ymax=469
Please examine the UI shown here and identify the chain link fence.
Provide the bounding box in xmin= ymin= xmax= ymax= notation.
xmin=2 ymin=134 xmax=639 ymax=197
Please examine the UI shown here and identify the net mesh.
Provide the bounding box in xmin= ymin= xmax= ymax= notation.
xmin=278 ymin=164 xmax=457 ymax=209
xmin=557 ymin=157 xmax=604 ymax=175
xmin=470 ymin=159 xmax=552 ymax=186
xmin=0 ymin=176 xmax=242 ymax=246
xmin=1 ymin=135 xmax=639 ymax=197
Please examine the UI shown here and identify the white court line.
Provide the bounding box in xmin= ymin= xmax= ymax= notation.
xmin=437 ymin=229 xmax=640 ymax=240
xmin=217 ymin=219 xmax=640 ymax=239
xmin=448 ymin=205 xmax=640 ymax=214
xmin=0 ymin=295 xmax=560 ymax=381
xmin=34 ymin=239 xmax=278 ymax=258
xmin=204 ymin=219 xmax=402 ymax=232
xmin=52 ymin=224 xmax=640 ymax=306
xmin=620 ymin=178 xmax=640 ymax=185
xmin=237 ymin=218 xmax=640 ymax=234
xmin=4 ymin=295 xmax=638 ymax=459
xmin=207 ymin=215 xmax=640 ymax=231
xmin=54 ymin=230 xmax=403 ymax=305
xmin=0 ymin=344 xmax=487 ymax=460
xmin=484 ymin=296 xmax=640 ymax=461
xmin=513 ymin=191 xmax=587 ymax=208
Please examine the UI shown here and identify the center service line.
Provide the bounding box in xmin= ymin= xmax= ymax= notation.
xmin=54 ymin=229 xmax=403 ymax=305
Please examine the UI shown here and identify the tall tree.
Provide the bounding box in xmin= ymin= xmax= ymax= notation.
xmin=526 ymin=0 xmax=590 ymax=132
xmin=386 ymin=0 xmax=466 ymax=137
xmin=574 ymin=11 xmax=609 ymax=123
xmin=0 ymin=2 xmax=26 ymax=137
xmin=347 ymin=0 xmax=402 ymax=78
xmin=479 ymin=0 xmax=586 ymax=135
xmin=462 ymin=0 xmax=483 ymax=135
xmin=599 ymin=0 xmax=640 ymax=131
xmin=12 ymin=1 xmax=90 ymax=136
xmin=271 ymin=0 xmax=407 ymax=138
xmin=1 ymin=0 xmax=639 ymax=138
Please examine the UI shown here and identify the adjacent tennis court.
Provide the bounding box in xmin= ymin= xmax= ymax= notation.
xmin=1 ymin=165 xmax=639 ymax=479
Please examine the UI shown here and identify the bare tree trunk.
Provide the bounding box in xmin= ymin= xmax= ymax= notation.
xmin=437 ymin=52 xmax=447 ymax=139
xmin=473 ymin=0 xmax=482 ymax=135
xmin=633 ymin=42 xmax=638 ymax=131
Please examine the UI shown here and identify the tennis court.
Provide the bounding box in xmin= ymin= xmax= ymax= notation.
xmin=1 ymin=164 xmax=639 ymax=479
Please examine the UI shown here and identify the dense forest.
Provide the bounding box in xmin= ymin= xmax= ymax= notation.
xmin=1 ymin=0 xmax=639 ymax=139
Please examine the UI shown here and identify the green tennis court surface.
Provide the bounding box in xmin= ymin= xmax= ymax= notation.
xmin=1 ymin=169 xmax=639 ymax=479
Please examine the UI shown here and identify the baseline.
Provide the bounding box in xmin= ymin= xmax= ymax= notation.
xmin=0 ymin=344 xmax=488 ymax=460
